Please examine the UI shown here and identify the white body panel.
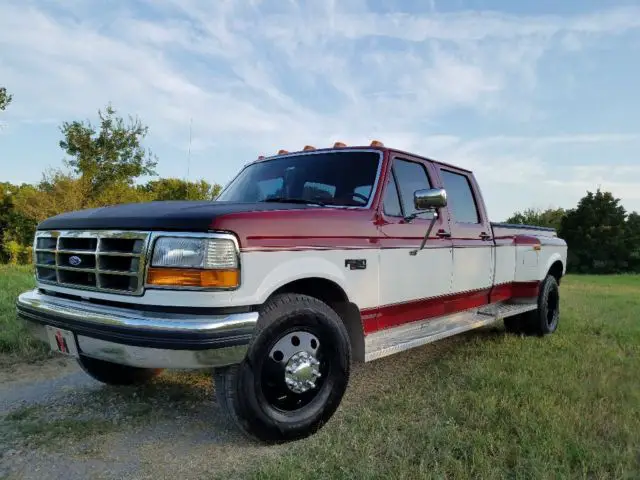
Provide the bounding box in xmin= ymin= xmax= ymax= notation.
xmin=378 ymin=247 xmax=453 ymax=305
xmin=493 ymin=245 xmax=516 ymax=285
xmin=514 ymin=239 xmax=567 ymax=283
xmin=451 ymin=247 xmax=494 ymax=292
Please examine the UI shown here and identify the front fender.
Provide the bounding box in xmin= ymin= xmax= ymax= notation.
xmin=253 ymin=253 xmax=351 ymax=305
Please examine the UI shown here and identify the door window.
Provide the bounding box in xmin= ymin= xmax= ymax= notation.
xmin=393 ymin=159 xmax=433 ymax=217
xmin=382 ymin=174 xmax=403 ymax=217
xmin=440 ymin=170 xmax=480 ymax=224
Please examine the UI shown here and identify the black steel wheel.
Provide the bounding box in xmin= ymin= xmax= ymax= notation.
xmin=504 ymin=274 xmax=560 ymax=336
xmin=529 ymin=274 xmax=560 ymax=335
xmin=214 ymin=293 xmax=351 ymax=444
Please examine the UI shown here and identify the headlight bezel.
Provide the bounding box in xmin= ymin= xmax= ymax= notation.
xmin=144 ymin=232 xmax=241 ymax=291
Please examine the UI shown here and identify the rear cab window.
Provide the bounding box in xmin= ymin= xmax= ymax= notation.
xmin=439 ymin=169 xmax=481 ymax=224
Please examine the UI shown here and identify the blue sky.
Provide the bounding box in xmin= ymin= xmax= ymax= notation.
xmin=1 ymin=0 xmax=639 ymax=220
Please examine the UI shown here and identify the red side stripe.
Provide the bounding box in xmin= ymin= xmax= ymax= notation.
xmin=361 ymin=281 xmax=540 ymax=334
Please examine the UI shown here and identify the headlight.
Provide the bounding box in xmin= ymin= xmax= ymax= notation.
xmin=147 ymin=236 xmax=239 ymax=289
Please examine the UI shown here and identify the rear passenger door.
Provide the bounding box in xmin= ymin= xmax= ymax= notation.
xmin=376 ymin=155 xmax=454 ymax=330
xmin=437 ymin=167 xmax=494 ymax=295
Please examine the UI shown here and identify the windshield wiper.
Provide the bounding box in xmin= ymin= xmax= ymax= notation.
xmin=263 ymin=197 xmax=328 ymax=206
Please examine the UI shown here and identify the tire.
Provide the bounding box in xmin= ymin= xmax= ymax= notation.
xmin=77 ymin=355 xmax=163 ymax=386
xmin=504 ymin=274 xmax=560 ymax=336
xmin=214 ymin=293 xmax=351 ymax=444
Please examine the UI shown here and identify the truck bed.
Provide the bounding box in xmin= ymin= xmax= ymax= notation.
xmin=490 ymin=222 xmax=558 ymax=238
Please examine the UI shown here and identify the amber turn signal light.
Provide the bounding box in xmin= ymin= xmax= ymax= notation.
xmin=147 ymin=268 xmax=239 ymax=288
xmin=370 ymin=140 xmax=384 ymax=147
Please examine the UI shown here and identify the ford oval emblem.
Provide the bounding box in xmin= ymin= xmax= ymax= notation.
xmin=69 ymin=255 xmax=82 ymax=266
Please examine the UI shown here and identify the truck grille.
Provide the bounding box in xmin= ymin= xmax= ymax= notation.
xmin=34 ymin=230 xmax=151 ymax=296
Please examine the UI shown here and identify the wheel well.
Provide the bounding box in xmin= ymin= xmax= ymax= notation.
xmin=270 ymin=278 xmax=365 ymax=363
xmin=548 ymin=260 xmax=564 ymax=284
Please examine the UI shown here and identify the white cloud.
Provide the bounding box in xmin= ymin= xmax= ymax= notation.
xmin=1 ymin=0 xmax=640 ymax=218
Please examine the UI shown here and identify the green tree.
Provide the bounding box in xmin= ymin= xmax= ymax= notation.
xmin=0 ymin=87 xmax=12 ymax=111
xmin=559 ymin=189 xmax=628 ymax=273
xmin=14 ymin=170 xmax=89 ymax=224
xmin=625 ymin=211 xmax=640 ymax=273
xmin=505 ymin=207 xmax=566 ymax=232
xmin=0 ymin=182 xmax=37 ymax=263
xmin=59 ymin=103 xmax=158 ymax=202
xmin=143 ymin=178 xmax=222 ymax=201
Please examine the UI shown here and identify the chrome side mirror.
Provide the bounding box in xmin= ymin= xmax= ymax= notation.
xmin=409 ymin=187 xmax=448 ymax=257
xmin=414 ymin=188 xmax=447 ymax=211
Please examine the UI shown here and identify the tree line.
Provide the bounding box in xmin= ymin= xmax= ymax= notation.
xmin=1 ymin=86 xmax=639 ymax=274
xmin=0 ymin=91 xmax=221 ymax=264
xmin=505 ymin=191 xmax=640 ymax=274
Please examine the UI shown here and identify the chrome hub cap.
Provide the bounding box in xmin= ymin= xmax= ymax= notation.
xmin=268 ymin=330 xmax=322 ymax=395
xmin=285 ymin=351 xmax=321 ymax=393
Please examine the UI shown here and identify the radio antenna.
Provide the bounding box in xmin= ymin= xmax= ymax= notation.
xmin=187 ymin=117 xmax=193 ymax=180
xmin=186 ymin=117 xmax=192 ymax=199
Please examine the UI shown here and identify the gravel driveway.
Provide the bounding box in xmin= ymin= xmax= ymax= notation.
xmin=0 ymin=357 xmax=285 ymax=480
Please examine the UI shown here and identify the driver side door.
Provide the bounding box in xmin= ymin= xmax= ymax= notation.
xmin=375 ymin=155 xmax=454 ymax=330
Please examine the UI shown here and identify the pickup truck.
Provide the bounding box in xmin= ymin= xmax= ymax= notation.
xmin=16 ymin=141 xmax=568 ymax=444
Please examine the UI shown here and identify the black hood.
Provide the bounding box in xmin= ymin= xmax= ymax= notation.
xmin=37 ymin=201 xmax=313 ymax=231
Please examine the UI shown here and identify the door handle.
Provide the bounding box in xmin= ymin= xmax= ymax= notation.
xmin=479 ymin=232 xmax=491 ymax=240
xmin=436 ymin=229 xmax=451 ymax=238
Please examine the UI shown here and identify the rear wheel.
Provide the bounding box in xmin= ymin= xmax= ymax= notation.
xmin=77 ymin=355 xmax=163 ymax=386
xmin=214 ymin=293 xmax=351 ymax=444
xmin=504 ymin=274 xmax=560 ymax=336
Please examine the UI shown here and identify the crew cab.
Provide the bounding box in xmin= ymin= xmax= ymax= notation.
xmin=16 ymin=141 xmax=568 ymax=443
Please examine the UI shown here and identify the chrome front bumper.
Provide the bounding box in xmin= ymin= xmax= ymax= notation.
xmin=16 ymin=289 xmax=259 ymax=369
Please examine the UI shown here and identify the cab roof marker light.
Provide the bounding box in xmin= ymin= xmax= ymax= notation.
xmin=370 ymin=140 xmax=384 ymax=147
xmin=277 ymin=149 xmax=289 ymax=155
xmin=303 ymin=145 xmax=316 ymax=151
xmin=333 ymin=141 xmax=347 ymax=148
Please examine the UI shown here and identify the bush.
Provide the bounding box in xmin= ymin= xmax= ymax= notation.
xmin=2 ymin=239 xmax=33 ymax=265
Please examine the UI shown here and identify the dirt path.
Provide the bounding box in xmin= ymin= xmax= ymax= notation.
xmin=0 ymin=356 xmax=285 ymax=480
xmin=0 ymin=326 xmax=502 ymax=479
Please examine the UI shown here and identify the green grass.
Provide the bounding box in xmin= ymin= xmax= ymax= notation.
xmin=2 ymin=405 xmax=116 ymax=448
xmin=0 ymin=265 xmax=48 ymax=360
xmin=247 ymin=275 xmax=640 ymax=479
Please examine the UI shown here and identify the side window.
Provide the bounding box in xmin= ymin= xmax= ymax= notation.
xmin=382 ymin=175 xmax=402 ymax=217
xmin=393 ymin=158 xmax=432 ymax=217
xmin=440 ymin=170 xmax=480 ymax=223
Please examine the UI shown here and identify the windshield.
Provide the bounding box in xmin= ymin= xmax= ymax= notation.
xmin=216 ymin=150 xmax=381 ymax=207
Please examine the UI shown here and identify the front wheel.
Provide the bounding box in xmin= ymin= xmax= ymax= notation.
xmin=214 ymin=293 xmax=351 ymax=444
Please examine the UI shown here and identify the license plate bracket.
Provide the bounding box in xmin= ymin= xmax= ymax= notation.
xmin=45 ymin=325 xmax=80 ymax=358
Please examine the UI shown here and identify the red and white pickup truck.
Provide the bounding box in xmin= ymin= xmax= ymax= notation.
xmin=17 ymin=141 xmax=567 ymax=443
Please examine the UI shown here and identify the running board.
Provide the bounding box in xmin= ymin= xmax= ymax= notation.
xmin=364 ymin=302 xmax=538 ymax=362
